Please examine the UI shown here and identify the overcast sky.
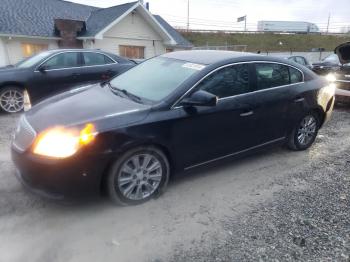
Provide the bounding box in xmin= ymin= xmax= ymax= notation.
xmin=69 ymin=0 xmax=350 ymax=32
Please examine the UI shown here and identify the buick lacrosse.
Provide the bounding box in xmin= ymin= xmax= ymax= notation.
xmin=11 ymin=50 xmax=335 ymax=205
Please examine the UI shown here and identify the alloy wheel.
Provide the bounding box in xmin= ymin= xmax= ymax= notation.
xmin=117 ymin=153 xmax=163 ymax=201
xmin=0 ymin=88 xmax=24 ymax=113
xmin=297 ymin=115 xmax=317 ymax=146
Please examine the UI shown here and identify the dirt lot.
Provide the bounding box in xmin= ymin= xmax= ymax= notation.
xmin=0 ymin=107 xmax=349 ymax=262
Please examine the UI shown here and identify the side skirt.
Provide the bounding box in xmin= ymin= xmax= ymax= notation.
xmin=184 ymin=137 xmax=286 ymax=171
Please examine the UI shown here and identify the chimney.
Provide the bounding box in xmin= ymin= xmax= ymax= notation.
xmin=54 ymin=19 xmax=85 ymax=48
xmin=146 ymin=2 xmax=150 ymax=10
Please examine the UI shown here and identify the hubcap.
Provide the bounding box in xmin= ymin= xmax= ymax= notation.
xmin=117 ymin=153 xmax=163 ymax=201
xmin=0 ymin=89 xmax=24 ymax=113
xmin=297 ymin=115 xmax=317 ymax=146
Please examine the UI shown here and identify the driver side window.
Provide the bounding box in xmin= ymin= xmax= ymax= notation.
xmin=197 ymin=64 xmax=250 ymax=98
xmin=42 ymin=52 xmax=79 ymax=70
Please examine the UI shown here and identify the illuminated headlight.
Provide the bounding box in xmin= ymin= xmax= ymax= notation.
xmin=33 ymin=123 xmax=97 ymax=158
xmin=326 ymin=73 xmax=337 ymax=82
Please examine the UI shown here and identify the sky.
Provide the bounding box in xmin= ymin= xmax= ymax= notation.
xmin=69 ymin=0 xmax=350 ymax=32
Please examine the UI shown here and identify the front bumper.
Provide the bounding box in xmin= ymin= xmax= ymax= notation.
xmin=11 ymin=147 xmax=110 ymax=200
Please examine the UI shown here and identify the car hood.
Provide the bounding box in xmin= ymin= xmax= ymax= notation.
xmin=335 ymin=42 xmax=350 ymax=65
xmin=312 ymin=61 xmax=338 ymax=67
xmin=0 ymin=67 xmax=28 ymax=75
xmin=25 ymin=84 xmax=152 ymax=133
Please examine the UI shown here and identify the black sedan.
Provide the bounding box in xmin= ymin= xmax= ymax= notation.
xmin=11 ymin=50 xmax=335 ymax=205
xmin=0 ymin=49 xmax=135 ymax=113
xmin=312 ymin=53 xmax=341 ymax=75
xmin=312 ymin=42 xmax=350 ymax=103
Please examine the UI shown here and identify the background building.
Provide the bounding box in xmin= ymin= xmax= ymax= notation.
xmin=0 ymin=0 xmax=193 ymax=66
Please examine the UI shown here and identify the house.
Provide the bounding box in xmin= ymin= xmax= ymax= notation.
xmin=0 ymin=0 xmax=193 ymax=66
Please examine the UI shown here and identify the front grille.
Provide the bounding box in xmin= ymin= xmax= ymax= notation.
xmin=12 ymin=116 xmax=37 ymax=152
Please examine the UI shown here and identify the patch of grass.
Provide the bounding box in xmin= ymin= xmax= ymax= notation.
xmin=181 ymin=32 xmax=350 ymax=52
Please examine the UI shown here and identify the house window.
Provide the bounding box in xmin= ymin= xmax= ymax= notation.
xmin=119 ymin=45 xmax=145 ymax=59
xmin=22 ymin=43 xmax=48 ymax=57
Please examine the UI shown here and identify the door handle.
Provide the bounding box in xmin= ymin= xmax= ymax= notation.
xmin=294 ymin=97 xmax=305 ymax=103
xmin=240 ymin=110 xmax=254 ymax=117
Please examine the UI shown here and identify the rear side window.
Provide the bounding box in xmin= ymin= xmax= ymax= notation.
xmin=295 ymin=57 xmax=306 ymax=65
xmin=289 ymin=67 xmax=303 ymax=83
xmin=255 ymin=63 xmax=289 ymax=90
xmin=83 ymin=52 xmax=114 ymax=66
xmin=197 ymin=64 xmax=250 ymax=98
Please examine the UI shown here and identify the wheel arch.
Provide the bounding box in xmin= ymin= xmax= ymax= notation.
xmin=312 ymin=107 xmax=326 ymax=128
xmin=0 ymin=82 xmax=25 ymax=90
xmin=99 ymin=141 xmax=174 ymax=195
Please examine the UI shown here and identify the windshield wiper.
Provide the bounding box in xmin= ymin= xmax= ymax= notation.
xmin=107 ymin=83 xmax=143 ymax=103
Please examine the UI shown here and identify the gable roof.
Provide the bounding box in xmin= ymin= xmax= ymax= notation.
xmin=0 ymin=0 xmax=192 ymax=47
xmin=154 ymin=15 xmax=193 ymax=48
xmin=83 ymin=2 xmax=138 ymax=37
xmin=0 ymin=0 xmax=97 ymax=38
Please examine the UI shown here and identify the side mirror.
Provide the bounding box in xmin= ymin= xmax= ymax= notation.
xmin=181 ymin=90 xmax=218 ymax=107
xmin=38 ymin=65 xmax=48 ymax=73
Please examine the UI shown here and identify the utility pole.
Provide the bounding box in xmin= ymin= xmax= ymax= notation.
xmin=187 ymin=0 xmax=190 ymax=32
xmin=326 ymin=13 xmax=331 ymax=34
xmin=244 ymin=15 xmax=247 ymax=31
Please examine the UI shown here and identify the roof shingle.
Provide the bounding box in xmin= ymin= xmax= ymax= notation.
xmin=0 ymin=0 xmax=192 ymax=47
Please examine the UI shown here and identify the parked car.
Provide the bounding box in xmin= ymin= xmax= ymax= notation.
xmin=312 ymin=43 xmax=350 ymax=104
xmin=312 ymin=53 xmax=341 ymax=75
xmin=0 ymin=49 xmax=136 ymax=113
xmin=12 ymin=50 xmax=335 ymax=205
xmin=332 ymin=42 xmax=350 ymax=104
xmin=286 ymin=55 xmax=312 ymax=69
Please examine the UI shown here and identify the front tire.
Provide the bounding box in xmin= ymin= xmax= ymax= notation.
xmin=0 ymin=86 xmax=24 ymax=113
xmin=107 ymin=146 xmax=170 ymax=206
xmin=287 ymin=112 xmax=320 ymax=151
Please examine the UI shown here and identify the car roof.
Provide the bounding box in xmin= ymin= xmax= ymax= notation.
xmin=45 ymin=49 xmax=111 ymax=54
xmin=162 ymin=50 xmax=256 ymax=65
xmin=161 ymin=50 xmax=304 ymax=66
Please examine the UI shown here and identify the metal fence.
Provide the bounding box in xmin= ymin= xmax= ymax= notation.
xmin=193 ymin=44 xmax=248 ymax=52
xmin=192 ymin=45 xmax=332 ymax=63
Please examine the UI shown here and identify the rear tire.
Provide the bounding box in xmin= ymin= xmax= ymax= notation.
xmin=107 ymin=146 xmax=170 ymax=206
xmin=0 ymin=86 xmax=24 ymax=113
xmin=287 ymin=112 xmax=320 ymax=151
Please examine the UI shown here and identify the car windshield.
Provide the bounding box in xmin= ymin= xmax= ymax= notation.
xmin=15 ymin=51 xmax=52 ymax=68
xmin=109 ymin=57 xmax=204 ymax=102
xmin=322 ymin=54 xmax=340 ymax=64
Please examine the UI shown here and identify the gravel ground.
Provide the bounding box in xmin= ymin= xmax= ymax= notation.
xmin=169 ymin=108 xmax=350 ymax=262
xmin=0 ymin=107 xmax=349 ymax=262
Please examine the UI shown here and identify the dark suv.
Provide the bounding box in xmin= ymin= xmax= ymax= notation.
xmin=0 ymin=49 xmax=135 ymax=113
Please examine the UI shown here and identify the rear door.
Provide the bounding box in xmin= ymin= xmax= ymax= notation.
xmin=79 ymin=52 xmax=120 ymax=84
xmin=250 ymin=62 xmax=303 ymax=144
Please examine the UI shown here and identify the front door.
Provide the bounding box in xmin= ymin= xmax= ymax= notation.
xmin=172 ymin=63 xmax=260 ymax=168
xmin=29 ymin=52 xmax=83 ymax=103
